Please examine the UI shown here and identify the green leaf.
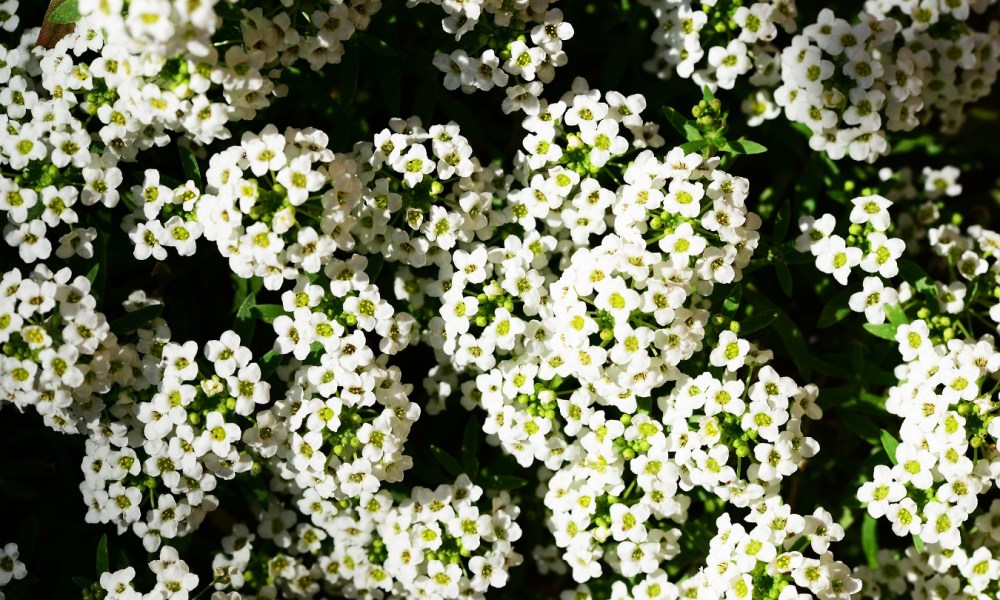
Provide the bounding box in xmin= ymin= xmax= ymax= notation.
xmin=726 ymin=139 xmax=768 ymax=155
xmin=679 ymin=139 xmax=709 ymax=153
xmin=863 ymin=323 xmax=898 ymax=340
xmin=683 ymin=123 xmax=703 ymax=142
xmin=817 ymin=287 xmax=855 ymax=328
xmin=661 ymin=106 xmax=688 ymax=136
xmin=178 ymin=144 xmax=201 ymax=185
xmin=861 ymin=514 xmax=879 ymax=569
xmin=743 ymin=290 xmax=811 ymax=379
xmin=913 ymin=534 xmax=924 ymax=552
xmin=359 ymin=35 xmax=399 ymax=57
xmin=837 ymin=408 xmax=880 ymax=444
xmin=773 ymin=202 xmax=790 ymax=243
xmin=461 ymin=415 xmax=481 ymax=476
xmin=739 ymin=308 xmax=779 ymax=334
xmin=776 ymin=263 xmax=793 ymax=297
xmin=72 ymin=577 xmax=94 ymax=590
xmin=109 ymin=304 xmax=163 ymax=336
xmin=880 ymin=429 xmax=900 ymax=465
xmin=896 ymin=259 xmax=929 ymax=284
xmin=885 ymin=303 xmax=908 ymax=328
xmin=701 ymin=85 xmax=715 ymax=102
xmin=376 ymin=57 xmax=402 ymax=116
xmin=252 ymin=304 xmax=285 ymax=324
xmin=339 ymin=45 xmax=360 ymax=107
xmin=365 ymin=254 xmax=385 ymax=282
xmin=481 ymin=473 xmax=528 ymax=491
xmin=260 ymin=349 xmax=282 ymax=380
xmin=722 ymin=284 xmax=741 ymax=317
xmin=95 ymin=534 xmax=109 ymax=575
xmin=809 ymin=358 xmax=854 ymax=380
xmin=430 ymin=445 xmax=463 ymax=478
xmin=85 ymin=263 xmax=100 ymax=284
xmin=48 ymin=0 xmax=81 ymax=24
xmin=234 ymin=291 xmax=258 ymax=342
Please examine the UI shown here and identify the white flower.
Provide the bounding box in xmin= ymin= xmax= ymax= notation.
xmin=0 ymin=543 xmax=26 ymax=585
xmin=580 ymin=119 xmax=628 ymax=168
xmin=849 ymin=277 xmax=899 ymax=324
xmin=202 ymin=411 xmax=241 ymax=457
xmin=849 ymin=195 xmax=892 ymax=231
xmin=815 ymin=235 xmax=861 ymax=285
xmin=710 ymin=330 xmax=750 ymax=372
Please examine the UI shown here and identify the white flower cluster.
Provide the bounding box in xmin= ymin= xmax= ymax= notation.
xmin=0 ymin=0 xmax=380 ymax=264
xmin=80 ymin=322 xmax=272 ymax=552
xmin=186 ymin=125 xmax=352 ymax=287
xmin=690 ymin=507 xmax=858 ymax=600
xmin=209 ymin=477 xmax=522 ymax=600
xmin=360 ymin=82 xmax=858 ymax=597
xmin=80 ymin=0 xmax=380 ymax=72
xmin=251 ymin=317 xmax=420 ymax=500
xmin=776 ymin=2 xmax=1000 ymax=162
xmin=100 ymin=546 xmax=217 ymax=600
xmin=425 ymin=1 xmax=574 ymax=107
xmin=639 ymin=0 xmax=797 ymax=90
xmin=798 ymin=168 xmax=1000 ymax=597
xmin=0 ymin=542 xmax=26 ymax=600
xmin=0 ymin=264 xmax=114 ymax=433
xmin=351 ymin=117 xmax=507 ymax=266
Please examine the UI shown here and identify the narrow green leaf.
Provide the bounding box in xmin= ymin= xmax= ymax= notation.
xmin=863 ymin=323 xmax=898 ymax=340
xmin=340 ymin=46 xmax=360 ymax=107
xmin=740 ymin=308 xmax=779 ymax=334
xmin=72 ymin=577 xmax=93 ymax=590
xmin=430 ymin=445 xmax=463 ymax=478
xmin=727 ymin=139 xmax=768 ymax=155
xmin=461 ymin=415 xmax=481 ymax=476
xmin=109 ymin=304 xmax=163 ymax=336
xmin=722 ymin=284 xmax=741 ymax=316
xmin=743 ymin=290 xmax=811 ymax=378
xmin=914 ymin=276 xmax=937 ymax=294
xmin=252 ymin=304 xmax=285 ymax=324
xmin=178 ymin=144 xmax=201 ymax=185
xmin=376 ymin=58 xmax=402 ymax=116
xmin=861 ymin=514 xmax=879 ymax=569
xmin=773 ymin=202 xmax=791 ymax=243
xmin=913 ymin=534 xmax=924 ymax=552
xmin=817 ymin=287 xmax=855 ymax=328
xmin=896 ymin=259 xmax=929 ymax=285
xmin=701 ymin=85 xmax=715 ymax=102
xmin=481 ymin=474 xmax=528 ymax=491
xmin=365 ymin=254 xmax=385 ymax=282
xmin=233 ymin=291 xmax=258 ymax=342
xmin=660 ymin=106 xmax=688 ymax=136
xmin=809 ymin=358 xmax=854 ymax=380
xmin=880 ymin=429 xmax=900 ymax=464
xmin=85 ymin=263 xmax=100 ymax=284
xmin=260 ymin=349 xmax=282 ymax=380
xmin=837 ymin=408 xmax=880 ymax=444
xmin=679 ymin=139 xmax=709 ymax=153
xmin=48 ymin=0 xmax=81 ymax=24
xmin=359 ymin=35 xmax=399 ymax=57
xmin=885 ymin=303 xmax=908 ymax=328
xmin=95 ymin=534 xmax=109 ymax=575
xmin=776 ymin=263 xmax=793 ymax=296
xmin=236 ymin=290 xmax=257 ymax=321
xmin=682 ymin=123 xmax=703 ymax=142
